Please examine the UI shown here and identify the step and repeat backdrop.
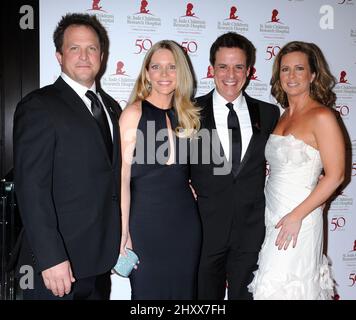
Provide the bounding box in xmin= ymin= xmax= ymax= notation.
xmin=39 ymin=0 xmax=356 ymax=299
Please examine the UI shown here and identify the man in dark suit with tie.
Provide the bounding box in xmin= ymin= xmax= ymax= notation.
xmin=13 ymin=13 xmax=121 ymax=299
xmin=190 ymin=32 xmax=280 ymax=299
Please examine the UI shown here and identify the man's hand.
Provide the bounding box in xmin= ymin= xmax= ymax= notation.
xmin=41 ymin=260 xmax=75 ymax=297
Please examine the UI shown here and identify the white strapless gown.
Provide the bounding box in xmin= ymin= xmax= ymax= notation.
xmin=248 ymin=134 xmax=334 ymax=300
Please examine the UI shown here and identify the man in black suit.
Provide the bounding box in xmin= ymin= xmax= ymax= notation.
xmin=190 ymin=32 xmax=280 ymax=299
xmin=13 ymin=13 xmax=121 ymax=300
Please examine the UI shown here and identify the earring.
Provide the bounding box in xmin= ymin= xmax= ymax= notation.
xmin=147 ymin=81 xmax=152 ymax=91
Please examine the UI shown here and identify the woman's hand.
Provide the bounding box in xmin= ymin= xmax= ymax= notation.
xmin=119 ymin=232 xmax=139 ymax=270
xmin=120 ymin=232 xmax=133 ymax=256
xmin=275 ymin=211 xmax=302 ymax=250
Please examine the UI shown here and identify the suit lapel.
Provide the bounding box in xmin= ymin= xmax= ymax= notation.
xmin=244 ymin=93 xmax=261 ymax=135
xmin=53 ymin=77 xmax=113 ymax=166
xmin=99 ymin=90 xmax=121 ymax=167
xmin=234 ymin=93 xmax=261 ymax=176
xmin=200 ymin=91 xmax=216 ymax=131
xmin=54 ymin=77 xmax=92 ymax=119
xmin=200 ymin=91 xmax=228 ymax=161
xmin=199 ymin=90 xmax=264 ymax=179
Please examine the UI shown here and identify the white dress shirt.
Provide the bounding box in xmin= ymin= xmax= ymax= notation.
xmin=212 ymin=89 xmax=252 ymax=160
xmin=61 ymin=72 xmax=113 ymax=139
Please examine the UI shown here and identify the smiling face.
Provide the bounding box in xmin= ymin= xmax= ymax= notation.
xmin=279 ymin=51 xmax=316 ymax=99
xmin=146 ymin=48 xmax=177 ymax=100
xmin=55 ymin=25 xmax=102 ymax=88
xmin=211 ymin=47 xmax=250 ymax=102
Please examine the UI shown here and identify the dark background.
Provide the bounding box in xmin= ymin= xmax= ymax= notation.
xmin=1 ymin=0 xmax=39 ymax=179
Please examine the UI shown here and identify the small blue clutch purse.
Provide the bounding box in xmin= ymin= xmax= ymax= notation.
xmin=113 ymin=248 xmax=139 ymax=277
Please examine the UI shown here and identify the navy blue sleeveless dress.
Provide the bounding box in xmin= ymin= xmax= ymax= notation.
xmin=129 ymin=100 xmax=201 ymax=299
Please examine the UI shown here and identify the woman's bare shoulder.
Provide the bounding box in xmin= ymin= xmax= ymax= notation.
xmin=308 ymin=103 xmax=337 ymax=123
xmin=119 ymin=101 xmax=142 ymax=126
xmin=307 ymin=103 xmax=341 ymax=142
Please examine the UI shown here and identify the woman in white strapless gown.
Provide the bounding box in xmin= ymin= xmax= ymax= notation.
xmin=248 ymin=42 xmax=345 ymax=300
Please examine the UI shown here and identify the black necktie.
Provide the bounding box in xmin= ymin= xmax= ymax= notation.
xmin=85 ymin=90 xmax=113 ymax=160
xmin=226 ymin=102 xmax=242 ymax=177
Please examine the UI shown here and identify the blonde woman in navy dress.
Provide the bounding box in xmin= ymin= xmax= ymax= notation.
xmin=119 ymin=40 xmax=201 ymax=299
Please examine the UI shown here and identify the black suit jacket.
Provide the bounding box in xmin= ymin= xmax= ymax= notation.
xmin=13 ymin=77 xmax=121 ymax=279
xmin=190 ymin=90 xmax=279 ymax=251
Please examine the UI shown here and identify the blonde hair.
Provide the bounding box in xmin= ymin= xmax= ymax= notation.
xmin=271 ymin=41 xmax=336 ymax=108
xmin=128 ymin=40 xmax=200 ymax=137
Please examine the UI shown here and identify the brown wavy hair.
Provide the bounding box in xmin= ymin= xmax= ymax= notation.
xmin=270 ymin=41 xmax=336 ymax=108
